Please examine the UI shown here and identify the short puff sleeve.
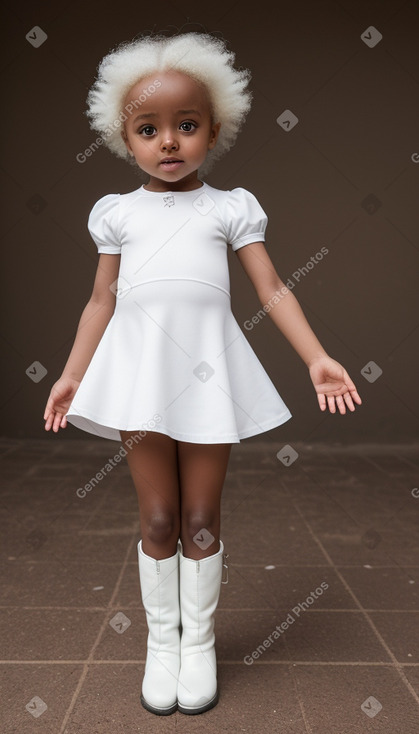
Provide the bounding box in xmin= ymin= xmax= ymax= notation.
xmin=224 ymin=187 xmax=268 ymax=251
xmin=87 ymin=193 xmax=121 ymax=254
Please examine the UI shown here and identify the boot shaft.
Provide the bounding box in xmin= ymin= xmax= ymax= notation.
xmin=137 ymin=541 xmax=181 ymax=646
xmin=179 ymin=540 xmax=224 ymax=653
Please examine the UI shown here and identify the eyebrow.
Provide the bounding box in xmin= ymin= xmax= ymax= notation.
xmin=132 ymin=109 xmax=202 ymax=124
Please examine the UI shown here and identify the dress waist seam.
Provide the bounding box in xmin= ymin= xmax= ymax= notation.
xmin=119 ymin=277 xmax=231 ymax=298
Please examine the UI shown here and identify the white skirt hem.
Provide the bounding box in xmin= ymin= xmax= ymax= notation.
xmin=66 ymin=407 xmax=292 ymax=444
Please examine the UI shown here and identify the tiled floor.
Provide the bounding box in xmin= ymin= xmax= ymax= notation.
xmin=1 ymin=438 xmax=418 ymax=733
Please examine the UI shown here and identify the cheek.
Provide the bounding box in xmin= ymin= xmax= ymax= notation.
xmin=133 ymin=137 xmax=153 ymax=151
xmin=191 ymin=131 xmax=209 ymax=149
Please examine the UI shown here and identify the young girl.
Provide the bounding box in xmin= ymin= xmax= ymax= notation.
xmin=43 ymin=31 xmax=362 ymax=717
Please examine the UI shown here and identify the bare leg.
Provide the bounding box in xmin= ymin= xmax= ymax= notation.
xmin=177 ymin=441 xmax=232 ymax=560
xmin=120 ymin=430 xmax=180 ymax=560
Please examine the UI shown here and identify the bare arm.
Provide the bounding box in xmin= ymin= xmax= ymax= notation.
xmin=60 ymin=301 xmax=115 ymax=381
xmin=61 ymin=253 xmax=120 ymax=379
xmin=44 ymin=253 xmax=121 ymax=431
xmin=255 ymin=285 xmax=328 ymax=367
xmin=235 ymin=241 xmax=362 ymax=413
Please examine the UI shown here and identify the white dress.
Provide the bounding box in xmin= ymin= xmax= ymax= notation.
xmin=66 ymin=182 xmax=292 ymax=443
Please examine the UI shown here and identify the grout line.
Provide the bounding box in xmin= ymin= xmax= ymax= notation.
xmin=288 ymin=476 xmax=419 ymax=708
xmin=0 ymin=568 xmax=419 ymax=572
xmin=2 ymin=659 xmax=417 ymax=666
xmin=2 ymin=606 xmax=418 ymax=612
xmin=57 ymin=535 xmax=137 ymax=733
xmin=3 ymin=439 xmax=419 ymax=725
xmin=288 ymin=659 xmax=313 ymax=734
xmin=282 ymin=616 xmax=312 ymax=732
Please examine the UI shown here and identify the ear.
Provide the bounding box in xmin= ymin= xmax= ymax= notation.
xmin=121 ymin=127 xmax=134 ymax=156
xmin=208 ymin=121 xmax=221 ymax=150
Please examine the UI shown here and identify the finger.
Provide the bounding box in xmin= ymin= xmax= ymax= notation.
xmin=350 ymin=389 xmax=362 ymax=405
xmin=317 ymin=393 xmax=327 ymax=411
xmin=45 ymin=412 xmax=54 ymax=430
xmin=342 ymin=369 xmax=358 ymax=392
xmin=44 ymin=400 xmax=54 ymax=419
xmin=343 ymin=373 xmax=363 ymax=404
xmin=53 ymin=413 xmax=62 ymax=432
xmin=327 ymin=396 xmax=336 ymax=413
xmin=336 ymin=395 xmax=346 ymax=414
xmin=343 ymin=392 xmax=355 ymax=411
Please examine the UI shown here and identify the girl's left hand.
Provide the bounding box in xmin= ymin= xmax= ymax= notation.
xmin=308 ymin=355 xmax=362 ymax=414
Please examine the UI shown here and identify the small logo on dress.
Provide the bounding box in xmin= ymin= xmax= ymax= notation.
xmin=163 ymin=194 xmax=175 ymax=207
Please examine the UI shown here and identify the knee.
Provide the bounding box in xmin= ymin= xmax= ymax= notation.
xmin=182 ymin=508 xmax=218 ymax=542
xmin=144 ymin=510 xmax=179 ymax=545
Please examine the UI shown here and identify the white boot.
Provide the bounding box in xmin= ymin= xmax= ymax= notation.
xmin=137 ymin=540 xmax=180 ymax=715
xmin=177 ymin=539 xmax=227 ymax=714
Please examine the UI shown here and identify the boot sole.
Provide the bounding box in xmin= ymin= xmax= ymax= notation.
xmin=177 ymin=688 xmax=219 ymax=715
xmin=140 ymin=694 xmax=178 ymax=716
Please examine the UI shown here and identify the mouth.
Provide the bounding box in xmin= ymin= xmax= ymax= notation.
xmin=160 ymin=158 xmax=184 ymax=170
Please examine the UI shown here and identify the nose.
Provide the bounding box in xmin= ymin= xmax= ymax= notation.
xmin=160 ymin=130 xmax=178 ymax=151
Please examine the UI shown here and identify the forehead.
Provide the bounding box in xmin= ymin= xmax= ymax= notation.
xmin=123 ymin=70 xmax=210 ymax=114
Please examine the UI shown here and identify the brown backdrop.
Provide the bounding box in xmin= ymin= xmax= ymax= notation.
xmin=2 ymin=0 xmax=418 ymax=443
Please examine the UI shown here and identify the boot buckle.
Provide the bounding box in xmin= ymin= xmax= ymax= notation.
xmin=221 ymin=552 xmax=229 ymax=584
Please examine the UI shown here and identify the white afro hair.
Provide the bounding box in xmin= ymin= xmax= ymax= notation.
xmin=85 ymin=31 xmax=253 ymax=177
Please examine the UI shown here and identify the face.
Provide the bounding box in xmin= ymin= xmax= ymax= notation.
xmin=121 ymin=70 xmax=221 ymax=191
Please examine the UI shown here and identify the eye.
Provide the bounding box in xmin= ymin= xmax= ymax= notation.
xmin=139 ymin=125 xmax=156 ymax=136
xmin=179 ymin=121 xmax=197 ymax=132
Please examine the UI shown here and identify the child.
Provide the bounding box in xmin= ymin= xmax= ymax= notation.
xmin=43 ymin=31 xmax=362 ymax=716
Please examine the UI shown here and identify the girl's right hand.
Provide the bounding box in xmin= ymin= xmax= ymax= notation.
xmin=43 ymin=376 xmax=81 ymax=432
